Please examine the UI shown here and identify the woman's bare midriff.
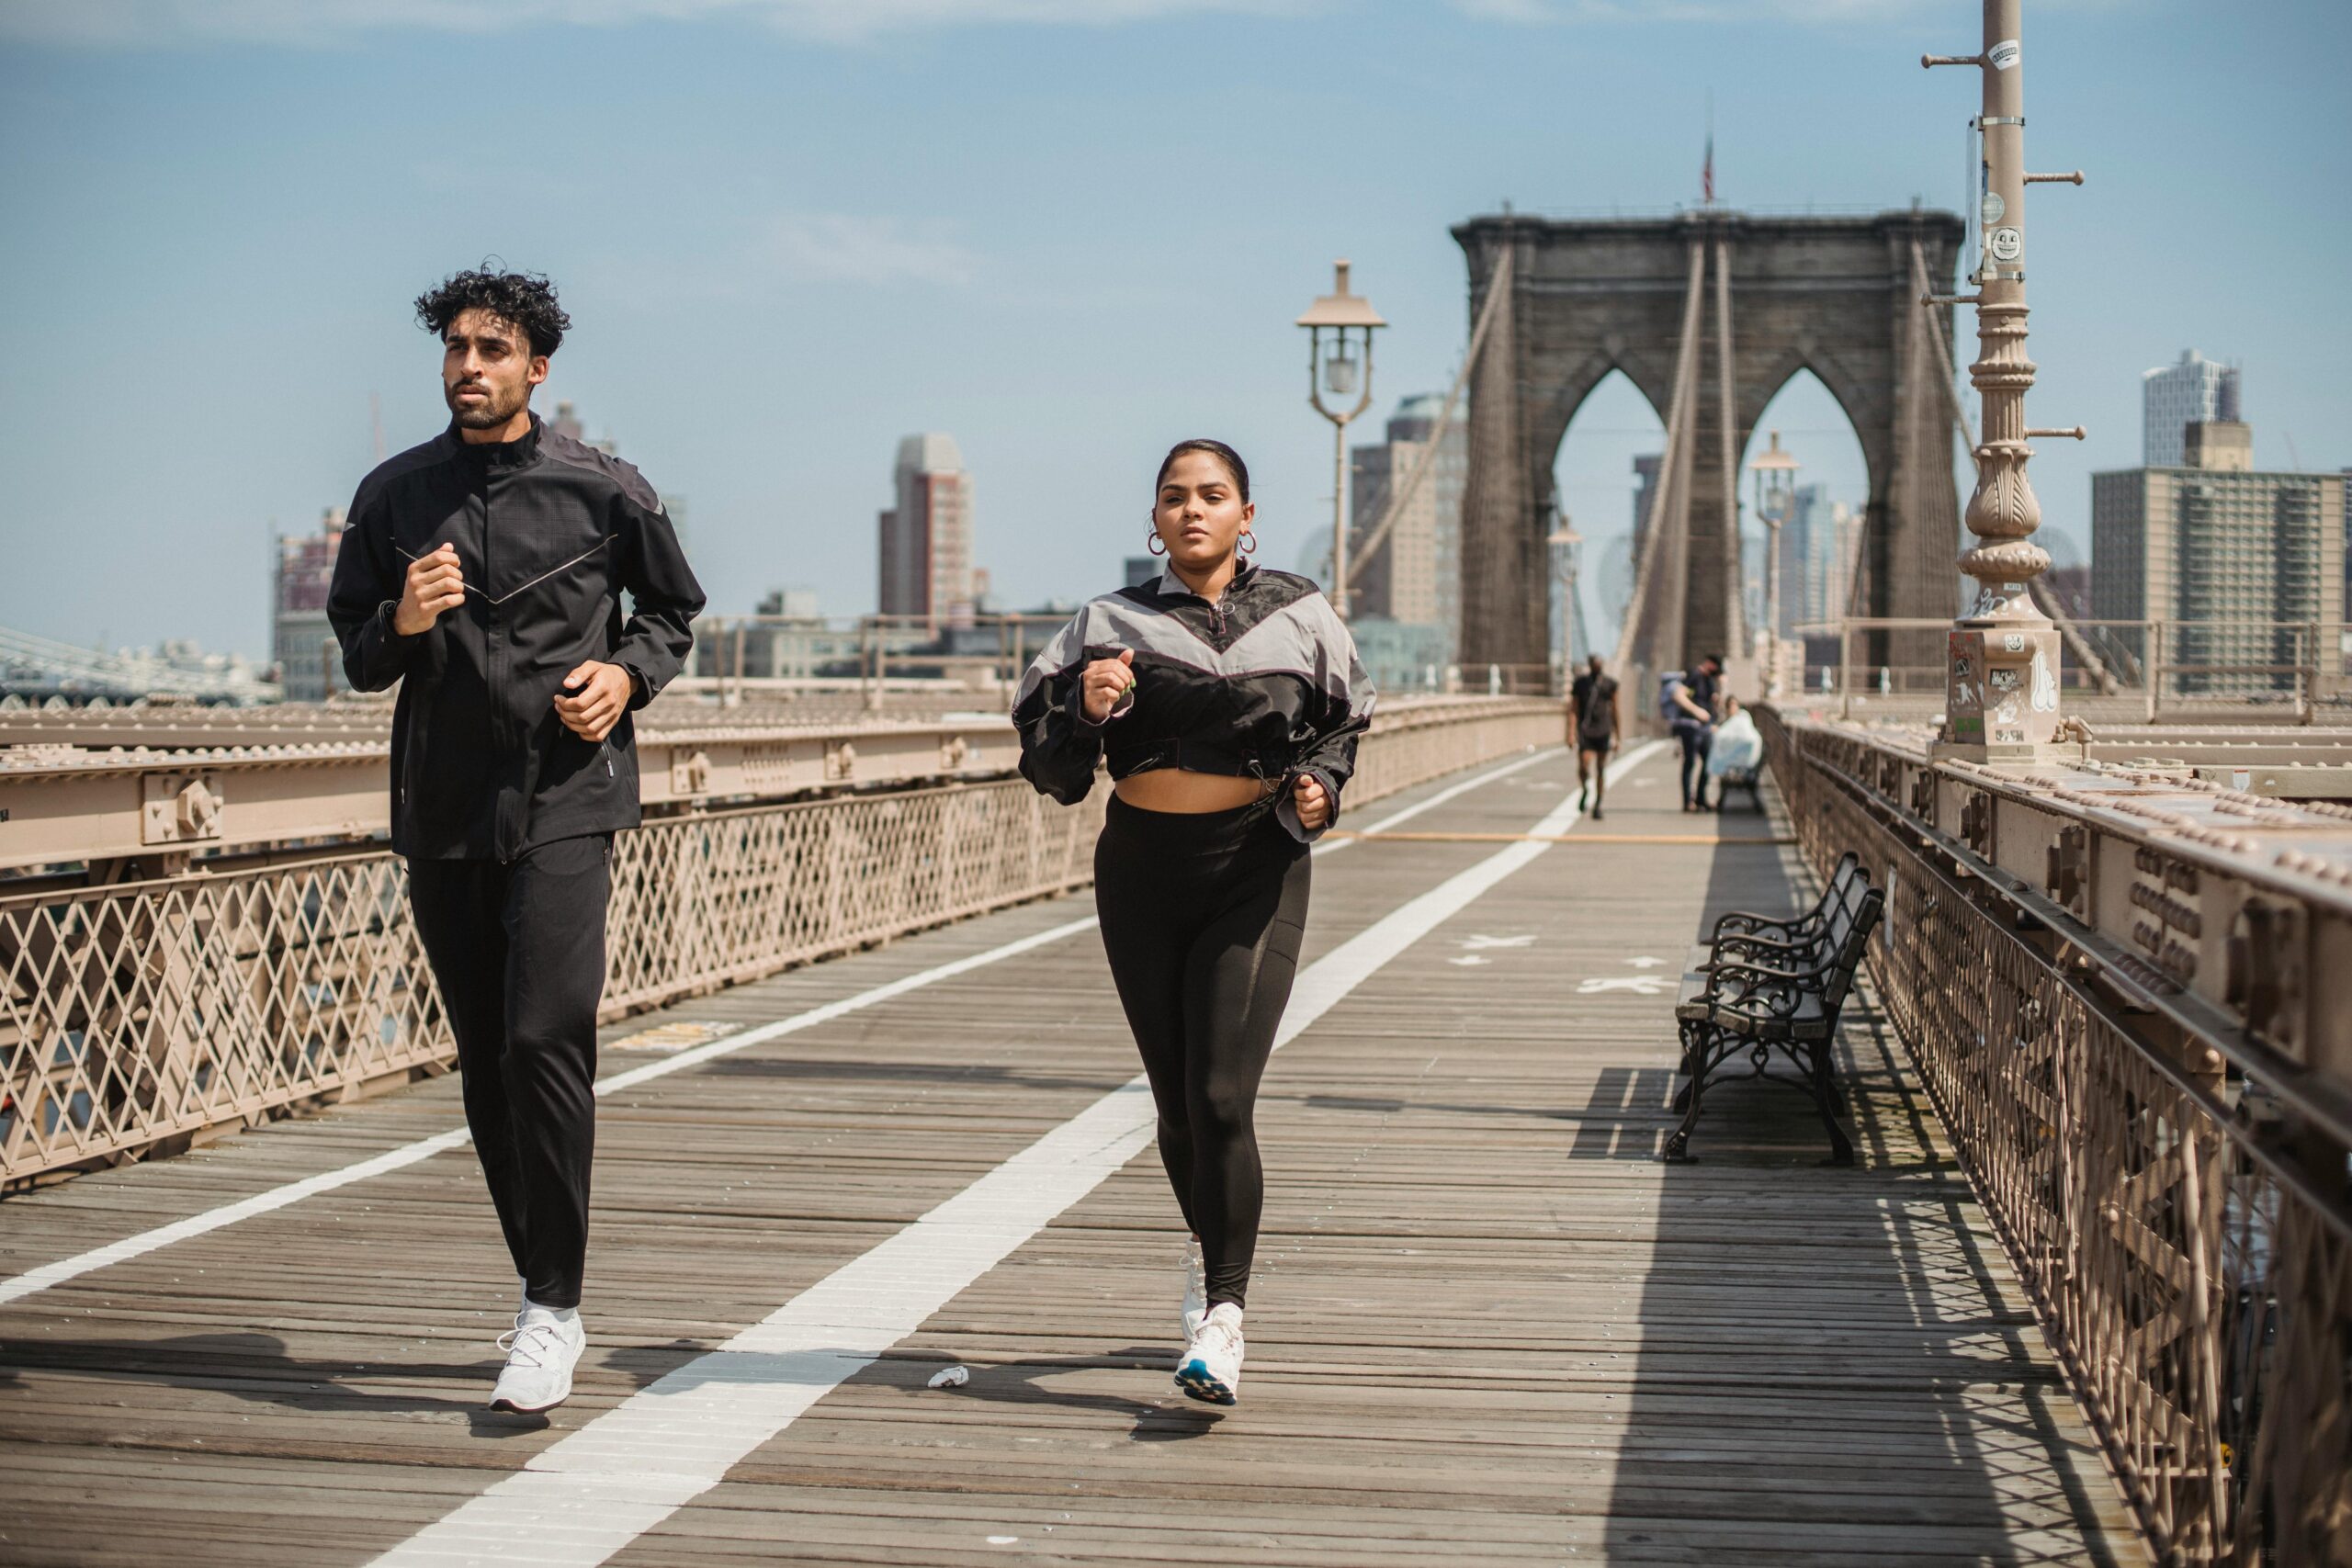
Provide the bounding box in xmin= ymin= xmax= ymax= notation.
xmin=1113 ymin=768 xmax=1270 ymax=814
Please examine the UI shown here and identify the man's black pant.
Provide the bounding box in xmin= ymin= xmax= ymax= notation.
xmin=407 ymin=834 xmax=611 ymax=1310
xmin=1677 ymin=725 xmax=1713 ymax=808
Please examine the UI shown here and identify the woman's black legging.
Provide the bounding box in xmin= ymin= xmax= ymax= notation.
xmin=1095 ymin=795 xmax=1312 ymax=1312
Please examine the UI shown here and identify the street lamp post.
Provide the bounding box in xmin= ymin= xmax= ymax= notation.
xmin=1925 ymin=0 xmax=2082 ymax=756
xmin=1296 ymin=260 xmax=1385 ymax=619
xmin=1747 ymin=430 xmax=1800 ymax=694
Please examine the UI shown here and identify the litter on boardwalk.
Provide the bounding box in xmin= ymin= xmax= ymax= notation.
xmin=927 ymin=1365 xmax=970 ymax=1389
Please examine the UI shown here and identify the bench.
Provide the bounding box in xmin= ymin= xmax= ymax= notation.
xmin=1675 ymin=852 xmax=1863 ymax=1057
xmin=1711 ymin=764 xmax=1765 ymax=813
xmin=1668 ymin=864 xmax=1882 ymax=1166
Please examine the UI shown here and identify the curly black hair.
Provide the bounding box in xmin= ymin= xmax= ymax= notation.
xmin=413 ymin=266 xmax=571 ymax=357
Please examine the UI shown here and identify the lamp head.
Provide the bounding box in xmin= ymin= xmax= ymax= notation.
xmin=1295 ymin=259 xmax=1386 ymax=331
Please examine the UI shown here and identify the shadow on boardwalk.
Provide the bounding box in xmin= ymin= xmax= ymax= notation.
xmin=1589 ymin=790 xmax=2132 ymax=1562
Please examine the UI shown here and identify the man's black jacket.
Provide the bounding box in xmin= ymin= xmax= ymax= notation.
xmin=326 ymin=413 xmax=705 ymax=861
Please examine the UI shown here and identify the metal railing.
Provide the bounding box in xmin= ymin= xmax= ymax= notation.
xmin=0 ymin=698 xmax=1560 ymax=1187
xmin=1788 ymin=618 xmax=2352 ymax=722
xmin=683 ymin=612 xmax=1579 ymax=707
xmin=1760 ymin=708 xmax=2352 ymax=1565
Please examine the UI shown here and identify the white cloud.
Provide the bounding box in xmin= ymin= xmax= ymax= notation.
xmin=764 ymin=211 xmax=977 ymax=287
xmin=0 ymin=0 xmax=1312 ymax=48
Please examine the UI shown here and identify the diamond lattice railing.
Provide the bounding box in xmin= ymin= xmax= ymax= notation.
xmin=1760 ymin=708 xmax=2352 ymax=1567
xmin=1 ymin=701 xmax=1559 ymax=1186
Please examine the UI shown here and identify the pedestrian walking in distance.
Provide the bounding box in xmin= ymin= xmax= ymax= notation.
xmin=1013 ymin=440 xmax=1374 ymax=1405
xmin=326 ymin=269 xmax=705 ymax=1414
xmin=1568 ymin=653 xmax=1622 ymax=821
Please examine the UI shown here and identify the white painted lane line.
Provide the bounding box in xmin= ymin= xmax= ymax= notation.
xmin=0 ymin=750 xmax=1555 ymax=1307
xmin=368 ymin=739 xmax=1666 ymax=1568
xmin=0 ymin=1128 xmax=478 ymax=1311
xmin=1321 ymin=744 xmax=1563 ymax=850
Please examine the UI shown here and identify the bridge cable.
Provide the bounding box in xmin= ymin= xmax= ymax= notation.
xmin=1343 ymin=246 xmax=1515 ymax=594
xmin=1713 ymin=234 xmax=1747 ymax=660
xmin=1611 ymin=239 xmax=1709 ymax=673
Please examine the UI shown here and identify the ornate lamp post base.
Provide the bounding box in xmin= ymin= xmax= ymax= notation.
xmin=1924 ymin=0 xmax=2077 ymax=763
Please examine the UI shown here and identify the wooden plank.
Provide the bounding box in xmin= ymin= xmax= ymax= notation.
xmin=0 ymin=751 xmax=2144 ymax=1564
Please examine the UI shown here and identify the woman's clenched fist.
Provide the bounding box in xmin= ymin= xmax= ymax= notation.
xmin=1080 ymin=648 xmax=1136 ymax=724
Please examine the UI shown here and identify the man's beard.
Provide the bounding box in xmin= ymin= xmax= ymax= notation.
xmin=446 ymin=379 xmax=526 ymax=430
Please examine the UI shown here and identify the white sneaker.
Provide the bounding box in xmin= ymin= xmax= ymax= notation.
xmin=1175 ymin=1303 xmax=1244 ymax=1405
xmin=490 ymin=1304 xmax=585 ymax=1414
xmin=1180 ymin=1236 xmax=1207 ymax=1348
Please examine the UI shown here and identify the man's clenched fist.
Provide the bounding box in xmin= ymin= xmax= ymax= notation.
xmin=555 ymin=660 xmax=633 ymax=743
xmin=394 ymin=543 xmax=465 ymax=636
xmin=1080 ymin=648 xmax=1136 ymax=725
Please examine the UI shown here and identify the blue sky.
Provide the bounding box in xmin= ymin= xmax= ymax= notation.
xmin=3 ymin=0 xmax=2347 ymax=660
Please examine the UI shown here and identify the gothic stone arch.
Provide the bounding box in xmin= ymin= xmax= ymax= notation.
xmin=1453 ymin=209 xmax=1965 ymax=671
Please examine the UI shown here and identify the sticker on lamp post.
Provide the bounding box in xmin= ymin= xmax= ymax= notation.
xmin=1948 ymin=632 xmax=1986 ymax=744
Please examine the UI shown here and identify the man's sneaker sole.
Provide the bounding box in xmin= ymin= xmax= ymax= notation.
xmin=488 ymin=1372 xmax=573 ymax=1414
xmin=1174 ymin=1359 xmax=1236 ymax=1405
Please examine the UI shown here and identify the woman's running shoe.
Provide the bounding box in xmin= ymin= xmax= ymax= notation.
xmin=1175 ymin=1303 xmax=1244 ymax=1405
xmin=1181 ymin=1236 xmax=1207 ymax=1347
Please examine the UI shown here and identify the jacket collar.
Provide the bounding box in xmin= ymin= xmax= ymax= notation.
xmin=1150 ymin=556 xmax=1260 ymax=602
xmin=447 ymin=410 xmax=543 ymax=471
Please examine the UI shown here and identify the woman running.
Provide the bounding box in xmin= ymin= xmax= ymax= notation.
xmin=1012 ymin=439 xmax=1374 ymax=1405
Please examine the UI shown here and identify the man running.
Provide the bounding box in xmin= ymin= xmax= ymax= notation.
xmin=1568 ymin=654 xmax=1621 ymax=820
xmin=326 ymin=268 xmax=704 ymax=1413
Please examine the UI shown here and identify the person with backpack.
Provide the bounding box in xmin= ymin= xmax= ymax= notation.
xmin=1660 ymin=660 xmax=1719 ymax=812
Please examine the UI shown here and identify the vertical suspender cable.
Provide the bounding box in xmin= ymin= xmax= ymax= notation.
xmin=1343 ymin=247 xmax=1514 ymax=593
xmin=1613 ymin=240 xmax=1708 ymax=672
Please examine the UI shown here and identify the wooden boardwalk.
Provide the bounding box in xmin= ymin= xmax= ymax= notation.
xmin=0 ymin=745 xmax=2142 ymax=1566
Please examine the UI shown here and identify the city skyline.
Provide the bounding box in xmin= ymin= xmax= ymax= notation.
xmin=4 ymin=2 xmax=2348 ymax=661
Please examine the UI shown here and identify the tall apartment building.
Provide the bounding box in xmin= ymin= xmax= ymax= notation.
xmin=2143 ymin=350 xmax=2242 ymax=468
xmin=1783 ymin=482 xmax=1853 ymax=632
xmin=1349 ymin=393 xmax=1466 ymax=654
xmin=876 ymin=434 xmax=975 ymax=631
xmin=275 ymin=507 xmax=346 ymax=703
xmin=2093 ymin=420 xmax=2344 ymax=694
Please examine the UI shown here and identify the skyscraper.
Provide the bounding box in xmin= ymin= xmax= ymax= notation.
xmin=1783 ymin=483 xmax=1850 ymax=632
xmin=2142 ymin=350 xmax=2242 ymax=468
xmin=876 ymin=434 xmax=975 ymax=630
xmin=275 ymin=507 xmax=346 ymax=703
xmin=2094 ymin=418 xmax=2344 ymax=694
xmin=1349 ymin=393 xmax=1466 ymax=654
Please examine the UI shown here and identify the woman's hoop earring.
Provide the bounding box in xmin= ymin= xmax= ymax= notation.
xmin=1147 ymin=532 xmax=1168 ymax=557
xmin=1238 ymin=530 xmax=1259 ymax=557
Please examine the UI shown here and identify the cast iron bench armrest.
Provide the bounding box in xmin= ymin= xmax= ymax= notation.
xmin=1703 ymin=953 xmax=1835 ymax=996
xmin=1712 ymin=909 xmax=1821 ymax=941
xmin=1711 ymin=928 xmax=1827 ymax=962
